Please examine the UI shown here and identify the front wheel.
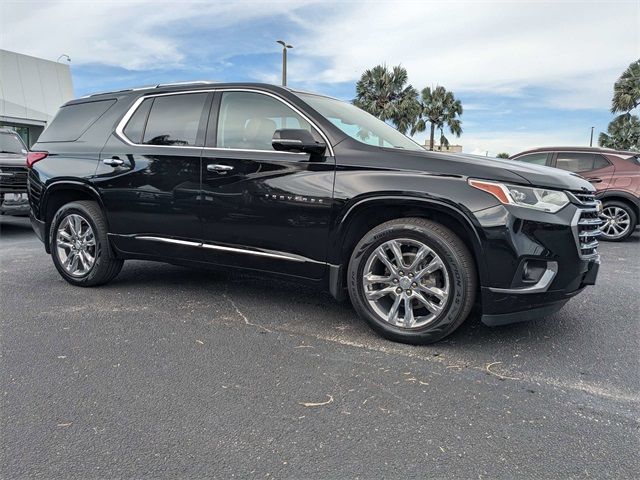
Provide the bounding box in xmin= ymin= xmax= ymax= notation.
xmin=49 ymin=201 xmax=123 ymax=286
xmin=599 ymin=200 xmax=637 ymax=241
xmin=347 ymin=218 xmax=477 ymax=345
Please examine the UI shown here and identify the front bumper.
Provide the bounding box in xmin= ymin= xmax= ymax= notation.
xmin=0 ymin=193 xmax=29 ymax=216
xmin=474 ymin=202 xmax=601 ymax=326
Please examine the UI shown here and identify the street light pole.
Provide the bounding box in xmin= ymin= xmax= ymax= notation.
xmin=57 ymin=54 xmax=71 ymax=63
xmin=276 ymin=40 xmax=293 ymax=86
xmin=590 ymin=126 xmax=594 ymax=147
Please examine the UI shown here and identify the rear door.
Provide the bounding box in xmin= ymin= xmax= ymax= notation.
xmin=199 ymin=90 xmax=335 ymax=279
xmin=95 ymin=91 xmax=212 ymax=260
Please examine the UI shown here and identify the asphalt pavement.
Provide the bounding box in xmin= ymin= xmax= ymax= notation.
xmin=1 ymin=215 xmax=638 ymax=479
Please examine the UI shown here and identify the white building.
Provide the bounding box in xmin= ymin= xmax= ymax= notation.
xmin=0 ymin=49 xmax=74 ymax=146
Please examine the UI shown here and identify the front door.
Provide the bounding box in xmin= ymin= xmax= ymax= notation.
xmin=96 ymin=92 xmax=212 ymax=260
xmin=199 ymin=90 xmax=335 ymax=279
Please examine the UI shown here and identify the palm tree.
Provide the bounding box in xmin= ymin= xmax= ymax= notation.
xmin=411 ymin=86 xmax=463 ymax=150
xmin=353 ymin=65 xmax=420 ymax=135
xmin=496 ymin=152 xmax=510 ymax=159
xmin=611 ymin=59 xmax=640 ymax=114
xmin=598 ymin=113 xmax=640 ymax=151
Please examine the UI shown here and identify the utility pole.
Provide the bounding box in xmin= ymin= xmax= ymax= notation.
xmin=276 ymin=40 xmax=293 ymax=86
xmin=590 ymin=126 xmax=594 ymax=147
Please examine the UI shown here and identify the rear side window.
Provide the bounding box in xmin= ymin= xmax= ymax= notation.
xmin=514 ymin=153 xmax=548 ymax=165
xmin=38 ymin=99 xmax=116 ymax=142
xmin=142 ymin=93 xmax=208 ymax=146
xmin=555 ymin=152 xmax=595 ymax=172
xmin=592 ymin=155 xmax=610 ymax=170
xmin=123 ymin=98 xmax=153 ymax=143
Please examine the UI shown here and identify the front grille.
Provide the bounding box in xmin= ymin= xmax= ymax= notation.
xmin=0 ymin=165 xmax=28 ymax=192
xmin=573 ymin=192 xmax=598 ymax=207
xmin=574 ymin=206 xmax=602 ymax=259
xmin=27 ymin=170 xmax=43 ymax=216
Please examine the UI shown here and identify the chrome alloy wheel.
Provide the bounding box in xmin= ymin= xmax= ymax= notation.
xmin=362 ymin=238 xmax=450 ymax=329
xmin=56 ymin=214 xmax=96 ymax=277
xmin=599 ymin=206 xmax=631 ymax=239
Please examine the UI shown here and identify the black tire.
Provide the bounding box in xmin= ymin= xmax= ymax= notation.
xmin=599 ymin=200 xmax=637 ymax=242
xmin=49 ymin=200 xmax=123 ymax=286
xmin=347 ymin=218 xmax=477 ymax=345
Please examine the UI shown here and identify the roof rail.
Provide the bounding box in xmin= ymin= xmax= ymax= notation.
xmin=154 ymin=80 xmax=217 ymax=88
xmin=80 ymin=81 xmax=217 ymax=99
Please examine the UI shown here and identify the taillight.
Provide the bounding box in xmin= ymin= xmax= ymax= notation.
xmin=26 ymin=151 xmax=48 ymax=168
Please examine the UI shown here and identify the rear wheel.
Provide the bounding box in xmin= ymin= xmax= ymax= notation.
xmin=599 ymin=200 xmax=637 ymax=241
xmin=49 ymin=201 xmax=123 ymax=286
xmin=347 ymin=218 xmax=477 ymax=345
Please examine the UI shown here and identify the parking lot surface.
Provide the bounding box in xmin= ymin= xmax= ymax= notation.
xmin=1 ymin=215 xmax=638 ymax=479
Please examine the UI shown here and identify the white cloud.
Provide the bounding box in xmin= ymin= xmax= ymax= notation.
xmin=2 ymin=0 xmax=637 ymax=112
xmin=290 ymin=0 xmax=639 ymax=110
xmin=0 ymin=0 xmax=314 ymax=70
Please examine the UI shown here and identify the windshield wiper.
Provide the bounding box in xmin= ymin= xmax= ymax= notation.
xmin=0 ymin=150 xmax=21 ymax=154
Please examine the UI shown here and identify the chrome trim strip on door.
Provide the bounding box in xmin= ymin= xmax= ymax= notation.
xmin=132 ymin=235 xmax=323 ymax=264
xmin=135 ymin=236 xmax=201 ymax=247
xmin=114 ymin=88 xmax=335 ymax=157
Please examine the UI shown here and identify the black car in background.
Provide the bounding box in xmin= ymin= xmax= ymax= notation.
xmin=27 ymin=82 xmax=600 ymax=344
xmin=0 ymin=127 xmax=30 ymax=216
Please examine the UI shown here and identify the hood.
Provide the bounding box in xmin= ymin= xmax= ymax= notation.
xmin=0 ymin=152 xmax=28 ymax=168
xmin=383 ymin=150 xmax=595 ymax=192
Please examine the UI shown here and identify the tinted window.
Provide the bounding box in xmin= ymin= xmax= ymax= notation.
xmin=38 ymin=99 xmax=116 ymax=142
xmin=143 ymin=93 xmax=207 ymax=146
xmin=555 ymin=153 xmax=595 ymax=172
xmin=592 ymin=155 xmax=610 ymax=170
xmin=123 ymin=98 xmax=153 ymax=143
xmin=216 ymin=92 xmax=318 ymax=150
xmin=515 ymin=153 xmax=548 ymax=165
xmin=0 ymin=131 xmax=27 ymax=154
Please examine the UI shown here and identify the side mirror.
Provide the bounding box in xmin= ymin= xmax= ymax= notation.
xmin=272 ymin=129 xmax=326 ymax=156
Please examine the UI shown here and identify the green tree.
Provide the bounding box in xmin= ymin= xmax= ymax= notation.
xmin=496 ymin=152 xmax=510 ymax=159
xmin=598 ymin=114 xmax=640 ymax=151
xmin=611 ymin=59 xmax=640 ymax=113
xmin=353 ymin=64 xmax=420 ymax=135
xmin=411 ymin=86 xmax=463 ymax=151
xmin=599 ymin=59 xmax=640 ymax=151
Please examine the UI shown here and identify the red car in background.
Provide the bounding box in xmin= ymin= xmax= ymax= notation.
xmin=510 ymin=147 xmax=640 ymax=241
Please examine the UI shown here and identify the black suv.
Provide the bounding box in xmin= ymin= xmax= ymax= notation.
xmin=27 ymin=82 xmax=600 ymax=344
xmin=1 ymin=127 xmax=30 ymax=216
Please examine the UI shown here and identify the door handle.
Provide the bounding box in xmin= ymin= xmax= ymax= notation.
xmin=587 ymin=177 xmax=602 ymax=183
xmin=103 ymin=157 xmax=125 ymax=167
xmin=207 ymin=164 xmax=234 ymax=174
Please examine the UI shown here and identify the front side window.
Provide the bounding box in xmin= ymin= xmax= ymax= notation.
xmin=143 ymin=93 xmax=208 ymax=146
xmin=514 ymin=153 xmax=548 ymax=165
xmin=297 ymin=93 xmax=424 ymax=151
xmin=216 ymin=92 xmax=319 ymax=151
xmin=555 ymin=152 xmax=595 ymax=173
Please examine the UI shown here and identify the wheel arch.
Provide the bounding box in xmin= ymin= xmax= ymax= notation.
xmin=41 ymin=181 xmax=106 ymax=253
xmin=328 ymin=196 xmax=487 ymax=300
xmin=598 ymin=191 xmax=640 ymax=219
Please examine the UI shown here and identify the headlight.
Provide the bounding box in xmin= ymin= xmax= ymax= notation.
xmin=468 ymin=179 xmax=570 ymax=213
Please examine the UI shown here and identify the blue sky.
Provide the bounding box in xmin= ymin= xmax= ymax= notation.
xmin=3 ymin=0 xmax=639 ymax=155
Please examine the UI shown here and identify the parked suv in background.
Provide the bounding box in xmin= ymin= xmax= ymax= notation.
xmin=511 ymin=147 xmax=640 ymax=241
xmin=0 ymin=127 xmax=30 ymax=216
xmin=27 ymin=82 xmax=600 ymax=344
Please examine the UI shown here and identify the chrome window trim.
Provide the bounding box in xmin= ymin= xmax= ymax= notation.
xmin=114 ymin=88 xmax=335 ymax=157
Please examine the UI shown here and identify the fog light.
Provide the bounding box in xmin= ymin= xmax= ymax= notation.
xmin=522 ymin=260 xmax=547 ymax=283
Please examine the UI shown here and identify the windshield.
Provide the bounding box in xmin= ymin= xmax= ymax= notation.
xmin=298 ymin=93 xmax=425 ymax=152
xmin=0 ymin=132 xmax=27 ymax=154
